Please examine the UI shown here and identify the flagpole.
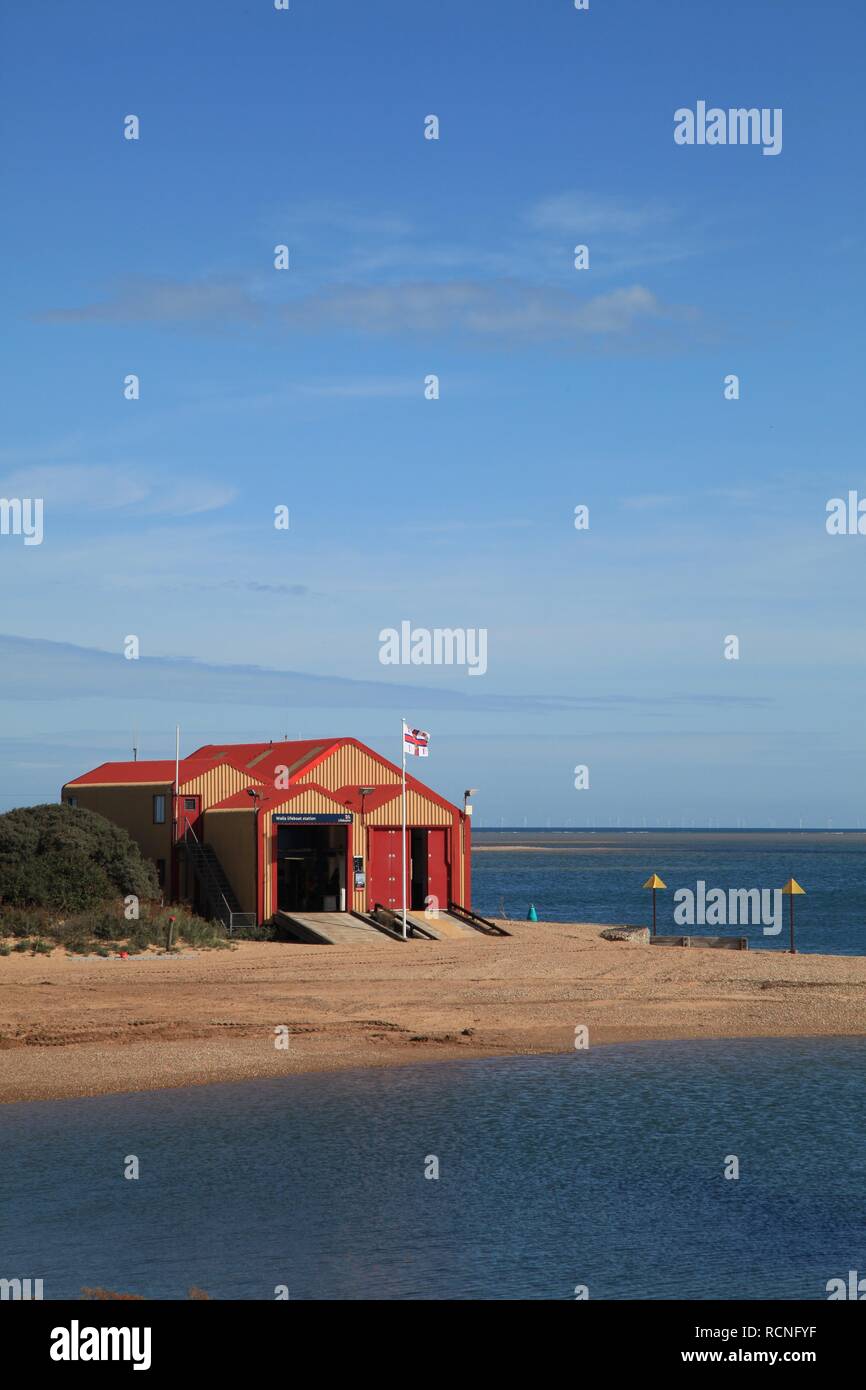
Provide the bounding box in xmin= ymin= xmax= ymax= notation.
xmin=401 ymin=718 xmax=407 ymax=939
xmin=174 ymin=724 xmax=180 ymax=840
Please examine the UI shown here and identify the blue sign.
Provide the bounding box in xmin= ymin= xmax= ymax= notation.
xmin=272 ymin=813 xmax=352 ymax=825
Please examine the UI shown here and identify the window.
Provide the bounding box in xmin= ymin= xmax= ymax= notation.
xmin=156 ymin=858 xmax=166 ymax=888
xmin=184 ymin=798 xmax=196 ymax=811
xmin=66 ymin=796 xmax=78 ymax=808
xmin=153 ymin=794 xmax=166 ymax=824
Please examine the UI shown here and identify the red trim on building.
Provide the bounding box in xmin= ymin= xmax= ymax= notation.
xmin=63 ymin=737 xmax=471 ymax=924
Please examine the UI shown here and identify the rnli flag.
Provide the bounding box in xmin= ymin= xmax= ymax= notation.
xmin=403 ymin=725 xmax=430 ymax=757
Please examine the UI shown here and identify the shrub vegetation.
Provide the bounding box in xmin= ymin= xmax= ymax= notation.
xmin=0 ymin=804 xmax=229 ymax=952
xmin=0 ymin=803 xmax=158 ymax=910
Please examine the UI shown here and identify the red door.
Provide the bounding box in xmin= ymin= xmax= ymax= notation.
xmin=178 ymin=795 xmax=201 ymax=840
xmin=425 ymin=828 xmax=450 ymax=913
xmin=368 ymin=828 xmax=408 ymax=911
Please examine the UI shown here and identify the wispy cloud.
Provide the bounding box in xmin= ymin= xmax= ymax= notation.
xmin=278 ymin=280 xmax=692 ymax=344
xmin=35 ymin=274 xmax=694 ymax=347
xmin=527 ymin=192 xmax=674 ymax=237
xmin=33 ymin=184 xmax=708 ymax=350
xmin=0 ymin=463 xmax=236 ymax=516
xmin=0 ymin=633 xmax=772 ymax=712
xmin=38 ymin=276 xmax=262 ymax=328
xmin=33 ymin=274 xmax=698 ymax=349
xmin=526 ymin=190 xmax=716 ymax=275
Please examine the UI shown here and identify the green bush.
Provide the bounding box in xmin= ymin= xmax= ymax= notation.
xmin=164 ymin=909 xmax=227 ymax=946
xmin=0 ymin=904 xmax=52 ymax=938
xmin=61 ymin=903 xmax=142 ymax=943
xmin=0 ymin=852 xmax=232 ymax=955
xmin=233 ymin=920 xmax=278 ymax=942
xmin=0 ymin=803 xmax=159 ymax=912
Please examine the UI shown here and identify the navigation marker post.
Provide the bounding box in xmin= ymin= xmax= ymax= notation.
xmin=642 ymin=873 xmax=667 ymax=937
xmin=781 ymin=878 xmax=806 ymax=954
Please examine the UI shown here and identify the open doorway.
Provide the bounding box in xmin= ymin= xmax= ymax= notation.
xmin=410 ymin=828 xmax=428 ymax=909
xmin=276 ymin=824 xmax=347 ymax=912
xmin=410 ymin=827 xmax=450 ymax=913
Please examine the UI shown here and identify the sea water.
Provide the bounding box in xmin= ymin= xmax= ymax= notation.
xmin=472 ymin=830 xmax=866 ymax=954
xmin=1 ymin=1038 xmax=864 ymax=1300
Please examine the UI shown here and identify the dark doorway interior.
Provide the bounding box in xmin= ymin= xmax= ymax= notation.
xmin=277 ymin=825 xmax=347 ymax=913
xmin=410 ymin=828 xmax=428 ymax=910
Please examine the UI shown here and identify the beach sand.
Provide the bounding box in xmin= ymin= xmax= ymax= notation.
xmin=2 ymin=921 xmax=866 ymax=1103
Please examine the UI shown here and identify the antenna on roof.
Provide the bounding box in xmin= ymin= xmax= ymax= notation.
xmin=132 ymin=729 xmax=138 ymax=762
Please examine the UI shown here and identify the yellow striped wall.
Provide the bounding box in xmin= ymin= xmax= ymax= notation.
xmin=180 ymin=763 xmax=264 ymax=808
xmin=365 ymin=788 xmax=452 ymax=826
xmin=203 ymin=807 xmax=257 ymax=915
xmin=298 ymin=743 xmax=400 ymax=790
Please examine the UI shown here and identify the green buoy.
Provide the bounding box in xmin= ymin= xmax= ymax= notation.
xmin=527 ymin=904 xmax=538 ymax=922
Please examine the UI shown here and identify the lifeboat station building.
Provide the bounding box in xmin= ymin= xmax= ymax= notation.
xmin=61 ymin=738 xmax=486 ymax=942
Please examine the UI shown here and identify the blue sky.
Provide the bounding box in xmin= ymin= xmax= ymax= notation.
xmin=1 ymin=0 xmax=865 ymax=826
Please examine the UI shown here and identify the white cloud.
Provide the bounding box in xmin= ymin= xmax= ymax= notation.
xmin=280 ymin=279 xmax=692 ymax=344
xmin=0 ymin=463 xmax=236 ymax=517
xmin=527 ymin=192 xmax=674 ymax=236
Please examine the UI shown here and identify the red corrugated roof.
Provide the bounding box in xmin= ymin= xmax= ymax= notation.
xmin=64 ymin=757 xmax=256 ymax=788
xmin=65 ymin=760 xmax=196 ymax=786
xmin=332 ymin=784 xmax=400 ymax=812
xmin=189 ymin=740 xmax=337 ymax=781
xmin=208 ymin=781 xmax=350 ymax=814
xmin=65 ymin=739 xmax=460 ymax=817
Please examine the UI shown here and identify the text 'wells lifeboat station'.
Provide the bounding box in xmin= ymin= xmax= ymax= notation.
xmin=61 ymin=738 xmax=475 ymax=939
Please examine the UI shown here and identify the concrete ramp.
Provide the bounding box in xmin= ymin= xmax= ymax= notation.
xmin=275 ymin=911 xmax=393 ymax=945
xmin=400 ymin=909 xmax=477 ymax=941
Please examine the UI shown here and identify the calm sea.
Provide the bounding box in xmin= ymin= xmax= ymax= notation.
xmin=2 ymin=1038 xmax=864 ymax=1301
xmin=472 ymin=830 xmax=866 ymax=954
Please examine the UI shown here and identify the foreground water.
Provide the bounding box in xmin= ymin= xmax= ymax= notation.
xmin=2 ymin=1038 xmax=864 ymax=1300
xmin=472 ymin=830 xmax=866 ymax=954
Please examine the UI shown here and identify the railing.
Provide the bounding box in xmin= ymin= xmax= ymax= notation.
xmin=447 ymin=901 xmax=510 ymax=936
xmin=350 ymin=909 xmax=410 ymax=941
xmin=228 ymin=912 xmax=257 ymax=933
xmin=181 ymin=823 xmax=238 ymax=932
xmin=371 ymin=902 xmax=428 ymax=939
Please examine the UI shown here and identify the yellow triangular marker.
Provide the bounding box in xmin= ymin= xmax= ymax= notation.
xmin=781 ymin=878 xmax=806 ymax=895
xmin=643 ymin=873 xmax=667 ymax=889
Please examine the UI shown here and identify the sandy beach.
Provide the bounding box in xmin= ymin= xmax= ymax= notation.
xmin=2 ymin=921 xmax=866 ymax=1104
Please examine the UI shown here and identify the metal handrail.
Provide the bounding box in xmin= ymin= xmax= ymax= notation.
xmin=181 ymin=824 xmax=235 ymax=929
xmin=350 ymin=909 xmax=408 ymax=941
xmin=371 ymin=902 xmax=426 ymax=938
xmin=447 ymin=901 xmax=510 ymax=936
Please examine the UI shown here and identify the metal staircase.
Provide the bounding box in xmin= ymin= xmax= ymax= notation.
xmin=181 ymin=827 xmax=254 ymax=933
